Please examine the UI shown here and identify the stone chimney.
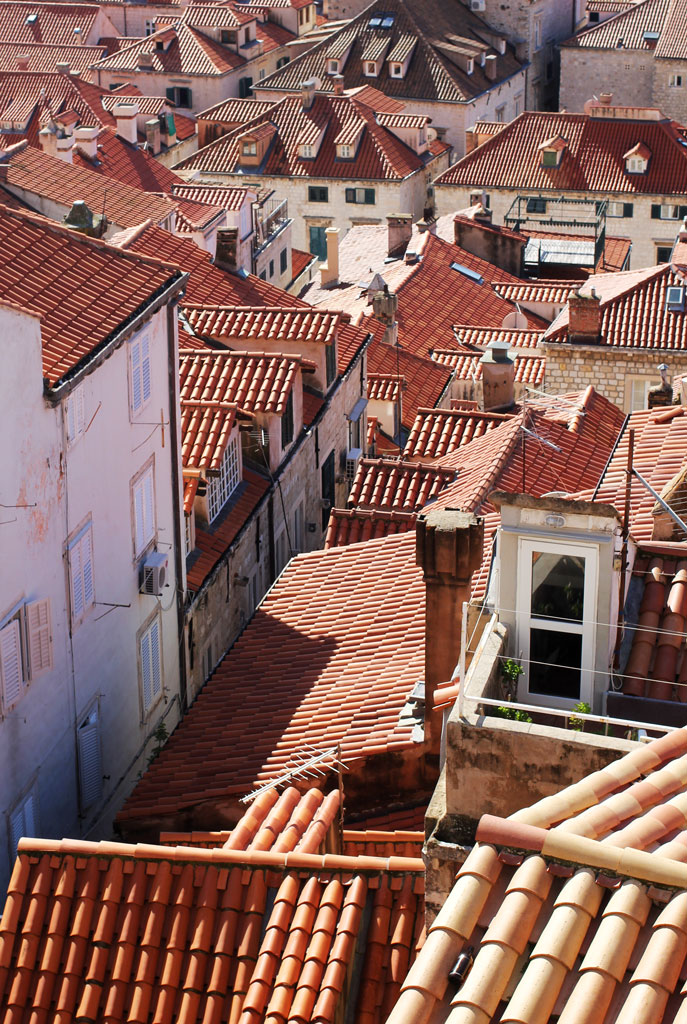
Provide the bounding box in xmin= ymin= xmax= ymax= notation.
xmin=146 ymin=117 xmax=162 ymax=155
xmin=648 ymin=363 xmax=673 ymax=408
xmin=386 ymin=213 xmax=412 ymax=258
xmin=137 ymin=51 xmax=154 ymax=70
xmin=416 ymin=509 xmax=484 ymax=742
xmin=599 ymin=92 xmax=613 ymax=106
xmin=63 ymin=199 xmax=106 ymax=237
xmin=332 ymin=73 xmax=344 ymax=96
xmin=215 ymin=226 xmax=239 ymax=272
xmin=454 ymin=207 xmax=525 ymax=276
xmin=300 ymin=77 xmax=317 ymax=110
xmin=55 ymin=132 xmax=74 ymax=163
xmin=319 ymin=226 xmax=339 ymax=286
xmin=73 ymin=125 xmax=99 ymax=161
xmin=485 ymin=54 xmax=498 ymax=81
xmin=568 ymin=287 xmax=603 ymax=343
xmin=56 ymin=61 xmax=70 ymax=74
xmin=113 ymin=102 xmax=138 ymax=145
xmin=38 ymin=127 xmax=56 ymax=158
xmin=16 ymin=55 xmax=29 ymax=71
xmin=481 ymin=341 xmax=515 ymax=412
xmin=465 ymin=127 xmax=479 ymax=154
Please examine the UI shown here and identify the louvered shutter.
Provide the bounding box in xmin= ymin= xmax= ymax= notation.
xmin=141 ymin=628 xmax=153 ymax=711
xmin=67 ymin=392 xmax=76 ymax=442
xmin=149 ymin=618 xmax=161 ymax=700
xmin=131 ymin=338 xmax=142 ymax=412
xmin=75 ymin=387 xmax=85 ymax=436
xmin=26 ymin=600 xmax=52 ymax=677
xmin=0 ymin=619 xmax=22 ymax=709
xmin=81 ymin=530 xmax=94 ymax=610
xmin=22 ymin=794 xmax=35 ymax=836
xmin=9 ymin=805 xmax=23 ymax=852
xmin=78 ymin=710 xmax=102 ymax=808
xmin=141 ymin=335 xmax=151 ymax=405
xmin=69 ymin=527 xmax=94 ymax=623
xmin=69 ymin=536 xmax=84 ymax=621
xmin=651 ymin=204 xmax=661 ymax=219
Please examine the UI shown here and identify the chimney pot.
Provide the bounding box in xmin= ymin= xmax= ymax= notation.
xmin=485 ymin=54 xmax=498 ymax=81
xmin=113 ymin=101 xmax=139 ymax=145
xmin=215 ymin=226 xmax=239 ymax=272
xmin=55 ymin=132 xmax=74 ymax=163
xmin=319 ymin=226 xmax=340 ymax=286
xmin=300 ymin=77 xmax=318 ymax=109
xmin=332 ymin=73 xmax=344 ymax=96
xmin=481 ymin=341 xmax=515 ymax=411
xmin=599 ymin=92 xmax=613 ymax=106
xmin=568 ymin=289 xmax=603 ymax=344
xmin=16 ymin=55 xmax=29 ymax=70
xmin=386 ymin=213 xmax=412 ymax=258
xmin=73 ymin=124 xmax=99 ymax=161
xmin=145 ymin=117 xmax=162 ymax=154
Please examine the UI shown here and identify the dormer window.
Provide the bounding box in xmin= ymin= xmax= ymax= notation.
xmin=364 ymin=61 xmax=378 ymax=77
xmin=242 ymin=140 xmax=257 ymax=156
xmin=338 ymin=144 xmax=352 ymax=158
xmin=390 ymin=62 xmax=402 ymax=77
xmin=624 ymin=142 xmax=651 ymax=174
xmin=221 ymin=29 xmax=237 ymax=44
xmin=327 ymin=58 xmax=339 ymax=74
xmin=538 ymin=134 xmax=567 ymax=168
xmin=667 ymin=285 xmax=685 ymax=311
xmin=300 ymin=143 xmax=314 ymax=158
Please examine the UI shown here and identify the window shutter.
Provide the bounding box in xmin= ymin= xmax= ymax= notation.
xmin=134 ymin=480 xmax=145 ymax=553
xmin=26 ymin=600 xmax=52 ymax=677
xmin=0 ymin=619 xmax=22 ymax=709
xmin=623 ymin=203 xmax=634 ymax=218
xmin=81 ymin=530 xmax=94 ymax=610
xmin=166 ymin=87 xmax=175 ymax=102
xmin=131 ymin=338 xmax=142 ymax=411
xmin=22 ymin=794 xmax=36 ymax=836
xmin=150 ymin=619 xmax=161 ymax=700
xmin=143 ymin=469 xmax=154 ymax=544
xmin=9 ymin=805 xmax=24 ymax=852
xmin=345 ymin=188 xmax=354 ymax=202
xmin=67 ymin=393 xmax=76 ymax=442
xmin=680 ymin=206 xmax=687 ymax=220
xmin=141 ymin=627 xmax=152 ymax=710
xmin=70 ymin=538 xmax=84 ymax=620
xmin=365 ymin=189 xmax=375 ymax=205
xmin=651 ymin=204 xmax=661 ymax=219
xmin=78 ymin=710 xmax=102 ymax=808
xmin=141 ymin=336 xmax=151 ymax=405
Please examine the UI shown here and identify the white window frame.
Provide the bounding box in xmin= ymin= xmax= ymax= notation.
xmin=77 ymin=704 xmax=102 ymax=810
xmin=364 ymin=61 xmax=378 ymax=77
xmin=8 ymin=788 xmax=37 ymax=855
xmin=0 ymin=610 xmax=25 ymax=712
xmin=534 ymin=14 xmax=542 ymax=50
xmin=242 ymin=140 xmax=257 ymax=156
xmin=184 ymin=511 xmax=195 ymax=556
xmin=516 ymin=538 xmax=597 ymax=710
xmin=669 ymin=74 xmax=683 ymax=87
xmin=67 ymin=522 xmax=95 ymax=627
xmin=132 ymin=461 xmax=156 ymax=558
xmin=625 ymin=375 xmax=658 ymax=412
xmin=139 ymin=613 xmax=162 ymax=716
xmin=660 ymin=203 xmax=681 ymax=220
xmin=338 ymin=144 xmax=353 ymax=159
xmin=627 ymin=156 xmax=647 ymax=174
xmin=607 ymin=201 xmax=625 ymax=218
xmin=390 ymin=62 xmax=403 ymax=77
xmin=207 ymin=434 xmax=240 ymax=522
xmin=66 ymin=383 xmax=86 ymax=445
xmin=129 ymin=331 xmax=152 ymax=417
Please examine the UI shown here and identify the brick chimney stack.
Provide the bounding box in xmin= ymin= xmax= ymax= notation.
xmin=568 ymin=287 xmax=603 ymax=344
xmin=481 ymin=340 xmax=515 ymax=411
xmin=386 ymin=213 xmax=412 ymax=257
xmin=416 ymin=509 xmax=484 ymax=743
xmin=215 ymin=227 xmax=239 ymax=272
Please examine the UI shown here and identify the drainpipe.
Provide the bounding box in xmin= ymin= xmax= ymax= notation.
xmin=167 ymin=300 xmax=188 ymax=713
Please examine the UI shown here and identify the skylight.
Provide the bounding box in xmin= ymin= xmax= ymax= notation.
xmin=368 ymin=12 xmax=394 ymax=28
xmin=381 ymin=15 xmax=395 ymax=28
xmin=25 ymin=13 xmax=37 ymax=23
xmin=667 ymin=285 xmax=685 ymax=312
xmin=368 ymin=15 xmax=382 ymax=27
xmin=450 ymin=262 xmax=484 ymax=285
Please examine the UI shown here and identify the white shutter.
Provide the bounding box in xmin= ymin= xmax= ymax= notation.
xmin=67 ymin=392 xmax=76 ymax=442
xmin=9 ymin=793 xmax=36 ymax=853
xmin=69 ymin=538 xmax=84 ymax=621
xmin=143 ymin=469 xmax=154 ymax=547
xmin=78 ymin=709 xmax=102 ymax=808
xmin=69 ymin=526 xmax=94 ymax=624
xmin=0 ymin=619 xmax=23 ymax=709
xmin=141 ymin=627 xmax=153 ymax=711
xmin=150 ymin=618 xmax=161 ymax=700
xmin=26 ymin=600 xmax=52 ymax=677
xmin=81 ymin=530 xmax=94 ymax=611
xmin=22 ymin=794 xmax=36 ymax=836
xmin=67 ymin=386 xmax=85 ymax=443
xmin=141 ymin=335 xmax=151 ymax=405
xmin=131 ymin=338 xmax=142 ymax=412
xmin=9 ymin=805 xmax=23 ymax=852
xmin=134 ymin=479 xmax=145 ymax=553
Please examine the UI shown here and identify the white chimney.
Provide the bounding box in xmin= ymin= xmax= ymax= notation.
xmin=332 ymin=73 xmax=344 ymax=96
xmin=56 ymin=61 xmax=70 ymax=74
xmin=55 ymin=133 xmax=74 ymax=163
xmin=38 ymin=127 xmax=57 ymax=157
xmin=16 ymin=54 xmax=29 ymax=71
xmin=300 ymin=77 xmax=318 ymax=110
xmin=320 ymin=226 xmax=339 ymax=286
xmin=74 ymin=125 xmax=99 ymax=161
xmin=113 ymin=102 xmax=139 ymax=145
xmin=146 ymin=117 xmax=161 ymax=155
xmin=485 ymin=54 xmax=497 ymax=81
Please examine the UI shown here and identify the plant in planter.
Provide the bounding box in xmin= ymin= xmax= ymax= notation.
xmin=569 ymin=701 xmax=591 ymax=732
xmin=494 ymin=657 xmax=531 ymax=721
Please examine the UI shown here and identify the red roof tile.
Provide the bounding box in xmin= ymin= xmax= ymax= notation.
xmin=325 ymin=507 xmax=417 ymax=548
xmin=291 ymin=245 xmax=316 ymax=280
xmin=0 ymin=785 xmax=424 ymax=1024
xmin=0 ymin=69 xmax=115 ymax=145
xmin=566 ymin=0 xmax=674 ymax=53
xmin=0 ymin=1 xmax=102 ymax=45
xmin=181 ymin=399 xmax=238 ymax=471
xmin=180 ymin=347 xmax=315 ymax=415
xmin=0 ymin=41 xmax=106 ymax=74
xmin=367 ymin=414 xmax=400 ymax=456
xmin=171 ymin=181 xmax=251 ymax=211
xmin=184 ymin=303 xmax=342 ymax=346
xmin=71 ymin=125 xmax=183 ymax=192
xmin=1 ymin=139 xmax=175 ymax=228
xmin=348 ymin=456 xmax=457 ymax=511
xmin=365 ymin=324 xmax=453 ymax=428
xmin=404 ymin=407 xmax=513 ymax=459
xmin=0 ymin=202 xmax=182 ymax=386
xmin=92 ymin=23 xmax=244 ymax=77
xmin=437 ymin=108 xmax=687 ymax=195
xmin=178 ymin=93 xmax=434 ymax=181
xmin=121 ymin=530 xmax=426 ymax=818
xmin=303 ymin=386 xmax=324 ymax=426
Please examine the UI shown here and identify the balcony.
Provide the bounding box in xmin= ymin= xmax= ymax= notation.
xmin=252 ymin=197 xmax=289 ymax=258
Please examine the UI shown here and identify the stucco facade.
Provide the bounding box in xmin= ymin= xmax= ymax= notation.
xmin=0 ymin=296 xmax=185 ymax=896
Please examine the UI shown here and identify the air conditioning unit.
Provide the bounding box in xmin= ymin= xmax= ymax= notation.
xmin=140 ymin=551 xmax=168 ymax=596
xmin=470 ymin=0 xmax=486 ymax=10
xmin=345 ymin=447 xmax=362 ymax=484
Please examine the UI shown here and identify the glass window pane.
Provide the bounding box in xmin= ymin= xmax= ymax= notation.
xmin=530 ymin=551 xmax=585 ymax=622
xmin=529 ymin=628 xmax=582 ymax=699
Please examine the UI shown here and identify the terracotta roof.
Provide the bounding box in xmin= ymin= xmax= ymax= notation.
xmin=184 ymin=304 xmax=341 ymax=346
xmin=177 ymin=92 xmax=435 ymax=181
xmin=0 ymin=1 xmax=102 ymax=45
xmin=187 ymin=467 xmax=270 ymax=591
xmin=120 ymin=530 xmax=426 ymax=820
xmin=593 ymin=406 xmax=687 ymax=540
xmin=181 ymin=398 xmax=238 ymax=471
xmin=565 ymin=0 xmax=673 ymax=52
xmin=367 ymin=414 xmax=400 ymax=456
xmin=495 ymin=280 xmax=576 ymax=305
xmin=365 ymin=326 xmax=454 ymax=428
xmin=367 ymin=371 xmax=404 ymax=402
xmin=0 ymin=40 xmax=106 ymax=74
xmin=91 ymin=23 xmax=244 ymax=77
xmin=0 ymin=69 xmax=114 ymax=144
xmin=171 ymin=181 xmax=251 ymax=211
xmin=291 ymin=245 xmax=315 ymax=280
xmin=257 ymin=0 xmax=525 ymax=104
xmin=449 ymin=325 xmax=543 ymax=349
xmin=302 ymin=386 xmax=324 ymax=426
xmin=545 ymin=264 xmax=687 ymax=350
xmin=196 ymin=96 xmax=277 ymax=125
xmin=342 ymin=827 xmax=423 ymax=859
xmin=173 ymin=193 xmax=225 ymax=232
xmin=0 ymin=201 xmax=182 ymax=387
xmin=112 ymin=220 xmax=309 ymax=308
xmin=1 ymin=140 xmax=175 ymax=228
xmin=347 ymin=802 xmax=427 ymax=832
xmin=325 ymin=507 xmax=417 ymax=548
xmin=180 ymin=347 xmax=314 ymax=415
xmin=348 ymin=456 xmax=457 ymax=511
xmin=71 ymin=125 xmax=183 ymax=192
xmin=0 ymin=785 xmax=424 ymax=1024
xmin=388 ymin=727 xmax=687 ymax=1024
xmin=436 ymin=108 xmax=687 ymax=195
xmin=431 ymin=348 xmax=547 ymax=389
xmin=403 ymin=407 xmax=514 ymax=459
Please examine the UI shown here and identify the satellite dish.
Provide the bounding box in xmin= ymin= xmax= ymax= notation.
xmin=501 ymin=310 xmax=528 ymax=330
